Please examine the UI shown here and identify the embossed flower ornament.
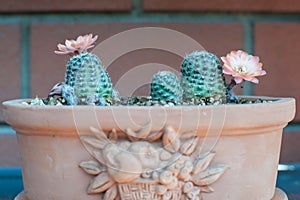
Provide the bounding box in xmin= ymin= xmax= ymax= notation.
xmin=54 ymin=33 xmax=98 ymax=55
xmin=79 ymin=125 xmax=228 ymax=200
xmin=221 ymin=50 xmax=267 ymax=84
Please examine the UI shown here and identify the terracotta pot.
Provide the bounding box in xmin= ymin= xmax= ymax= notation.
xmin=3 ymin=96 xmax=295 ymax=200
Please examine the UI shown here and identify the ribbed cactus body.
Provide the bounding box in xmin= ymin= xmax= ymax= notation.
xmin=150 ymin=71 xmax=183 ymax=102
xmin=64 ymin=52 xmax=113 ymax=104
xmin=180 ymin=51 xmax=226 ymax=101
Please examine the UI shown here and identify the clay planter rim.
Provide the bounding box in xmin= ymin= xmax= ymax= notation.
xmin=2 ymin=96 xmax=295 ymax=138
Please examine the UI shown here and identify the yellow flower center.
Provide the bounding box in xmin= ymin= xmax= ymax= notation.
xmin=235 ymin=65 xmax=247 ymax=75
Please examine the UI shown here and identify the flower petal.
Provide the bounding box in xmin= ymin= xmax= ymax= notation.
xmin=91 ymin=35 xmax=99 ymax=44
xmin=221 ymin=56 xmax=231 ymax=67
xmin=55 ymin=34 xmax=99 ymax=55
xmin=223 ymin=65 xmax=234 ymax=75
xmin=233 ymin=76 xmax=243 ymax=84
xmin=54 ymin=50 xmax=69 ymax=55
xmin=57 ymin=44 xmax=67 ymax=51
xmin=248 ymin=77 xmax=259 ymax=84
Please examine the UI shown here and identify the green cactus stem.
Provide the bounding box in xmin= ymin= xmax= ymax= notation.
xmin=150 ymin=71 xmax=183 ymax=103
xmin=64 ymin=52 xmax=113 ymax=105
xmin=180 ymin=51 xmax=227 ymax=103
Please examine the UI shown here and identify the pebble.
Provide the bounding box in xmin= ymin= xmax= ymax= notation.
xmin=24 ymin=95 xmax=273 ymax=107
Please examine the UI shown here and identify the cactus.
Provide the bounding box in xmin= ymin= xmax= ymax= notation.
xmin=180 ymin=51 xmax=227 ymax=102
xmin=150 ymin=71 xmax=183 ymax=103
xmin=65 ymin=52 xmax=113 ymax=104
xmin=55 ymin=34 xmax=113 ymax=105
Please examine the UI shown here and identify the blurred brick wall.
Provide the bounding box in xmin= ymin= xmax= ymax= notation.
xmin=0 ymin=0 xmax=300 ymax=165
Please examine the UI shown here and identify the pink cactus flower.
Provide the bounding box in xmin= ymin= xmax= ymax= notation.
xmin=221 ymin=50 xmax=266 ymax=84
xmin=54 ymin=33 xmax=98 ymax=55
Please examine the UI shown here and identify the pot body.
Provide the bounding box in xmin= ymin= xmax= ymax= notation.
xmin=3 ymin=97 xmax=295 ymax=200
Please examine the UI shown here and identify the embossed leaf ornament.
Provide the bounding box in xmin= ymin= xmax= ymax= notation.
xmin=79 ymin=125 xmax=228 ymax=200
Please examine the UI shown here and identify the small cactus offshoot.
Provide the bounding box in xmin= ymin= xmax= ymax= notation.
xmin=54 ymin=34 xmax=113 ymax=105
xmin=180 ymin=51 xmax=227 ymax=102
xmin=150 ymin=71 xmax=183 ymax=103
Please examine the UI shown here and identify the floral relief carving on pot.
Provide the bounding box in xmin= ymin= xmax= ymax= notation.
xmin=79 ymin=125 xmax=229 ymax=200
